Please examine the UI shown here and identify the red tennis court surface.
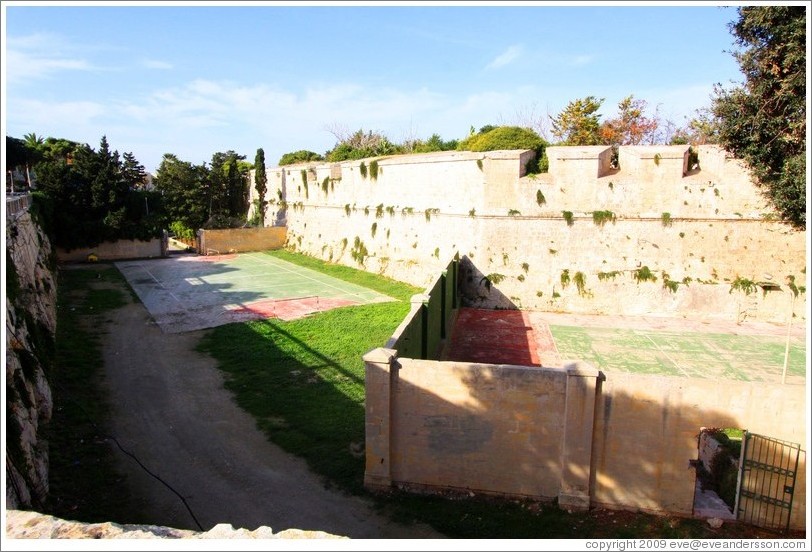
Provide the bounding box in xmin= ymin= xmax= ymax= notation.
xmin=443 ymin=308 xmax=556 ymax=366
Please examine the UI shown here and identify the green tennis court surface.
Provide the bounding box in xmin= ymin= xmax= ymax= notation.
xmin=549 ymin=325 xmax=806 ymax=384
xmin=116 ymin=252 xmax=393 ymax=333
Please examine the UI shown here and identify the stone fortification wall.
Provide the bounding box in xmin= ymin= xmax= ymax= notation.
xmin=249 ymin=145 xmax=806 ymax=323
xmin=5 ymin=209 xmax=57 ymax=510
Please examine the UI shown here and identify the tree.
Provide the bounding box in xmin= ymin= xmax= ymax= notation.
xmin=253 ymin=148 xmax=268 ymax=226
xmin=154 ymin=153 xmax=210 ymax=236
xmin=712 ymin=6 xmax=806 ymax=228
xmin=550 ymin=96 xmax=604 ymax=145
xmin=599 ymin=95 xmax=660 ymax=145
xmin=121 ymin=152 xmax=148 ymax=190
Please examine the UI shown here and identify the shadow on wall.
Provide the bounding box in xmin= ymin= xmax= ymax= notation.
xmin=458 ymin=255 xmax=518 ymax=310
xmin=364 ymin=353 xmax=807 ymax=531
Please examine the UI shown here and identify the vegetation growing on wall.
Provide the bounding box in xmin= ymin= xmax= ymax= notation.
xmin=350 ymin=236 xmax=369 ymax=266
xmin=562 ymin=211 xmax=574 ymax=226
xmin=634 ymin=266 xmax=657 ymax=283
xmin=560 ymin=269 xmax=570 ymax=288
xmin=597 ymin=271 xmax=621 ymax=281
xmin=359 ymin=162 xmax=368 ymax=179
xmin=730 ymin=276 xmax=757 ymax=295
xmin=573 ymin=271 xmax=587 ymax=296
xmin=661 ymin=212 xmax=672 ymax=227
xmin=536 ymin=190 xmax=546 ymax=206
xmin=369 ymin=159 xmax=379 ymax=181
xmin=592 ymin=210 xmax=616 ymax=227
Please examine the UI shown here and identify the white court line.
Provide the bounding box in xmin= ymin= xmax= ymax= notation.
xmin=240 ymin=253 xmax=381 ymax=301
xmin=642 ymin=333 xmax=691 ymax=378
xmin=139 ymin=263 xmax=183 ymax=304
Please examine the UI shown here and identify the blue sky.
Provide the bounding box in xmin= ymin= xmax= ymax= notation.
xmin=2 ymin=2 xmax=745 ymax=173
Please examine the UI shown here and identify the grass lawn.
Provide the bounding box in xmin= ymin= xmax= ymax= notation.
xmin=198 ymin=251 xmax=795 ymax=539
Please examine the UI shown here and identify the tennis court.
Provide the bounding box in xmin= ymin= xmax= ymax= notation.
xmin=115 ymin=252 xmax=393 ymax=333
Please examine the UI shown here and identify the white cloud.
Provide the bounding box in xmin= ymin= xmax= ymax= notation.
xmin=5 ymin=33 xmax=98 ymax=82
xmin=142 ymin=59 xmax=173 ymax=70
xmin=572 ymin=55 xmax=594 ymax=66
xmin=485 ymin=45 xmax=523 ymax=70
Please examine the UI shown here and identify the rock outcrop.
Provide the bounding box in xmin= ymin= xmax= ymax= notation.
xmin=5 ymin=207 xmax=58 ymax=510
xmin=4 ymin=510 xmax=346 ymax=539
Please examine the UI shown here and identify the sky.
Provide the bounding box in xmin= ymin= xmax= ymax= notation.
xmin=2 ymin=1 xmax=747 ymax=174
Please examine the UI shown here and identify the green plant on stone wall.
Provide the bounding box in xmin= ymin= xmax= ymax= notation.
xmin=634 ymin=266 xmax=657 ymax=283
xmin=371 ymin=222 xmax=377 ymax=238
xmin=469 ymin=208 xmax=476 ymax=217
xmin=662 ymin=272 xmax=679 ymax=293
xmin=573 ymin=271 xmax=587 ymax=296
xmin=653 ymin=153 xmax=662 ymax=166
xmin=322 ymin=177 xmax=330 ymax=194
xmin=517 ymin=274 xmax=525 ymax=282
xmin=592 ymin=210 xmax=616 ymax=227
xmin=476 ymin=159 xmax=483 ymax=170
xmin=359 ymin=161 xmax=367 ymax=178
xmin=562 ymin=211 xmax=574 ymax=226
xmin=369 ymin=160 xmax=379 ymax=181
xmin=300 ymin=169 xmax=309 ymax=198
xmin=536 ymin=190 xmax=546 ymax=206
xmin=344 ymin=204 xmax=351 ymax=217
xmin=560 ymin=269 xmax=570 ymax=288
xmin=402 ymin=207 xmax=414 ymax=216
xmin=508 ymin=209 xmax=521 ymax=217
xmin=729 ymin=276 xmax=757 ymax=296
xmin=350 ymin=236 xmax=369 ymax=265
xmin=433 ymin=247 xmax=439 ymax=259
xmin=340 ymin=237 xmax=348 ymax=251
xmin=386 ymin=206 xmax=395 ymax=216
xmin=597 ymin=271 xmax=620 ymax=281
xmin=424 ymin=208 xmax=440 ymax=221
xmin=521 ymin=262 xmax=529 ymax=273
xmin=480 ymin=273 xmax=505 ymax=292
xmin=661 ymin=212 xmax=672 ymax=227
xmin=364 ymin=206 xmax=370 ymax=216
xmin=375 ymin=204 xmax=384 ymax=218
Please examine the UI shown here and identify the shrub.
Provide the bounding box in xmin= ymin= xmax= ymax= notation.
xmin=278 ymin=150 xmax=324 ymax=166
xmin=457 ymin=126 xmax=549 ymax=174
xmin=562 ymin=211 xmax=574 ymax=226
xmin=592 ymin=210 xmax=616 ymax=226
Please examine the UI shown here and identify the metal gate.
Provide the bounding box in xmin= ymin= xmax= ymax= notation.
xmin=735 ymin=431 xmax=800 ymax=533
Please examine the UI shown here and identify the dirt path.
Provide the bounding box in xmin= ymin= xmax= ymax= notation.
xmin=99 ymin=279 xmax=442 ymax=538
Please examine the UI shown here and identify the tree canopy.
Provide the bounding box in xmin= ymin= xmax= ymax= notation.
xmin=550 ymin=96 xmax=604 ymax=145
xmin=712 ymin=6 xmax=806 ymax=229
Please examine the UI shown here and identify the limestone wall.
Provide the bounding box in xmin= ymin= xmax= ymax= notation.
xmin=363 ymin=348 xmax=807 ymax=529
xmin=56 ymin=237 xmax=165 ymax=262
xmin=5 ymin=210 xmax=57 ymax=510
xmin=198 ymin=226 xmax=286 ymax=255
xmin=593 ymin=372 xmax=806 ymax=529
xmin=249 ymin=146 xmax=806 ymax=323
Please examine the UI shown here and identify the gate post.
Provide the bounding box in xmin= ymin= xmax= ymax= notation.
xmin=559 ymin=362 xmax=603 ymax=511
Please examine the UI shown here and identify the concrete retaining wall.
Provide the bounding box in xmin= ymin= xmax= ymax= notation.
xmin=198 ymin=226 xmax=286 ymax=255
xmin=363 ymin=350 xmax=807 ymax=528
xmin=249 ymin=146 xmax=806 ymax=323
xmin=56 ymin=237 xmax=165 ymax=262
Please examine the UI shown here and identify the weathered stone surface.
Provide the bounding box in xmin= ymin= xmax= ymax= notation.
xmin=5 ymin=210 xmax=57 ymax=510
xmin=4 ymin=510 xmax=346 ymax=539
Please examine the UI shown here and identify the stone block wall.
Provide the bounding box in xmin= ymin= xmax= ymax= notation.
xmin=56 ymin=237 xmax=165 ymax=262
xmin=248 ymin=146 xmax=806 ymax=323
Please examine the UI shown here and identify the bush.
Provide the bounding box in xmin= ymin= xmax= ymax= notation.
xmin=278 ymin=150 xmax=324 ymax=166
xmin=458 ymin=126 xmax=548 ymax=174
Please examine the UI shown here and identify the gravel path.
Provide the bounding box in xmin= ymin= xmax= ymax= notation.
xmin=100 ymin=277 xmax=441 ymax=539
